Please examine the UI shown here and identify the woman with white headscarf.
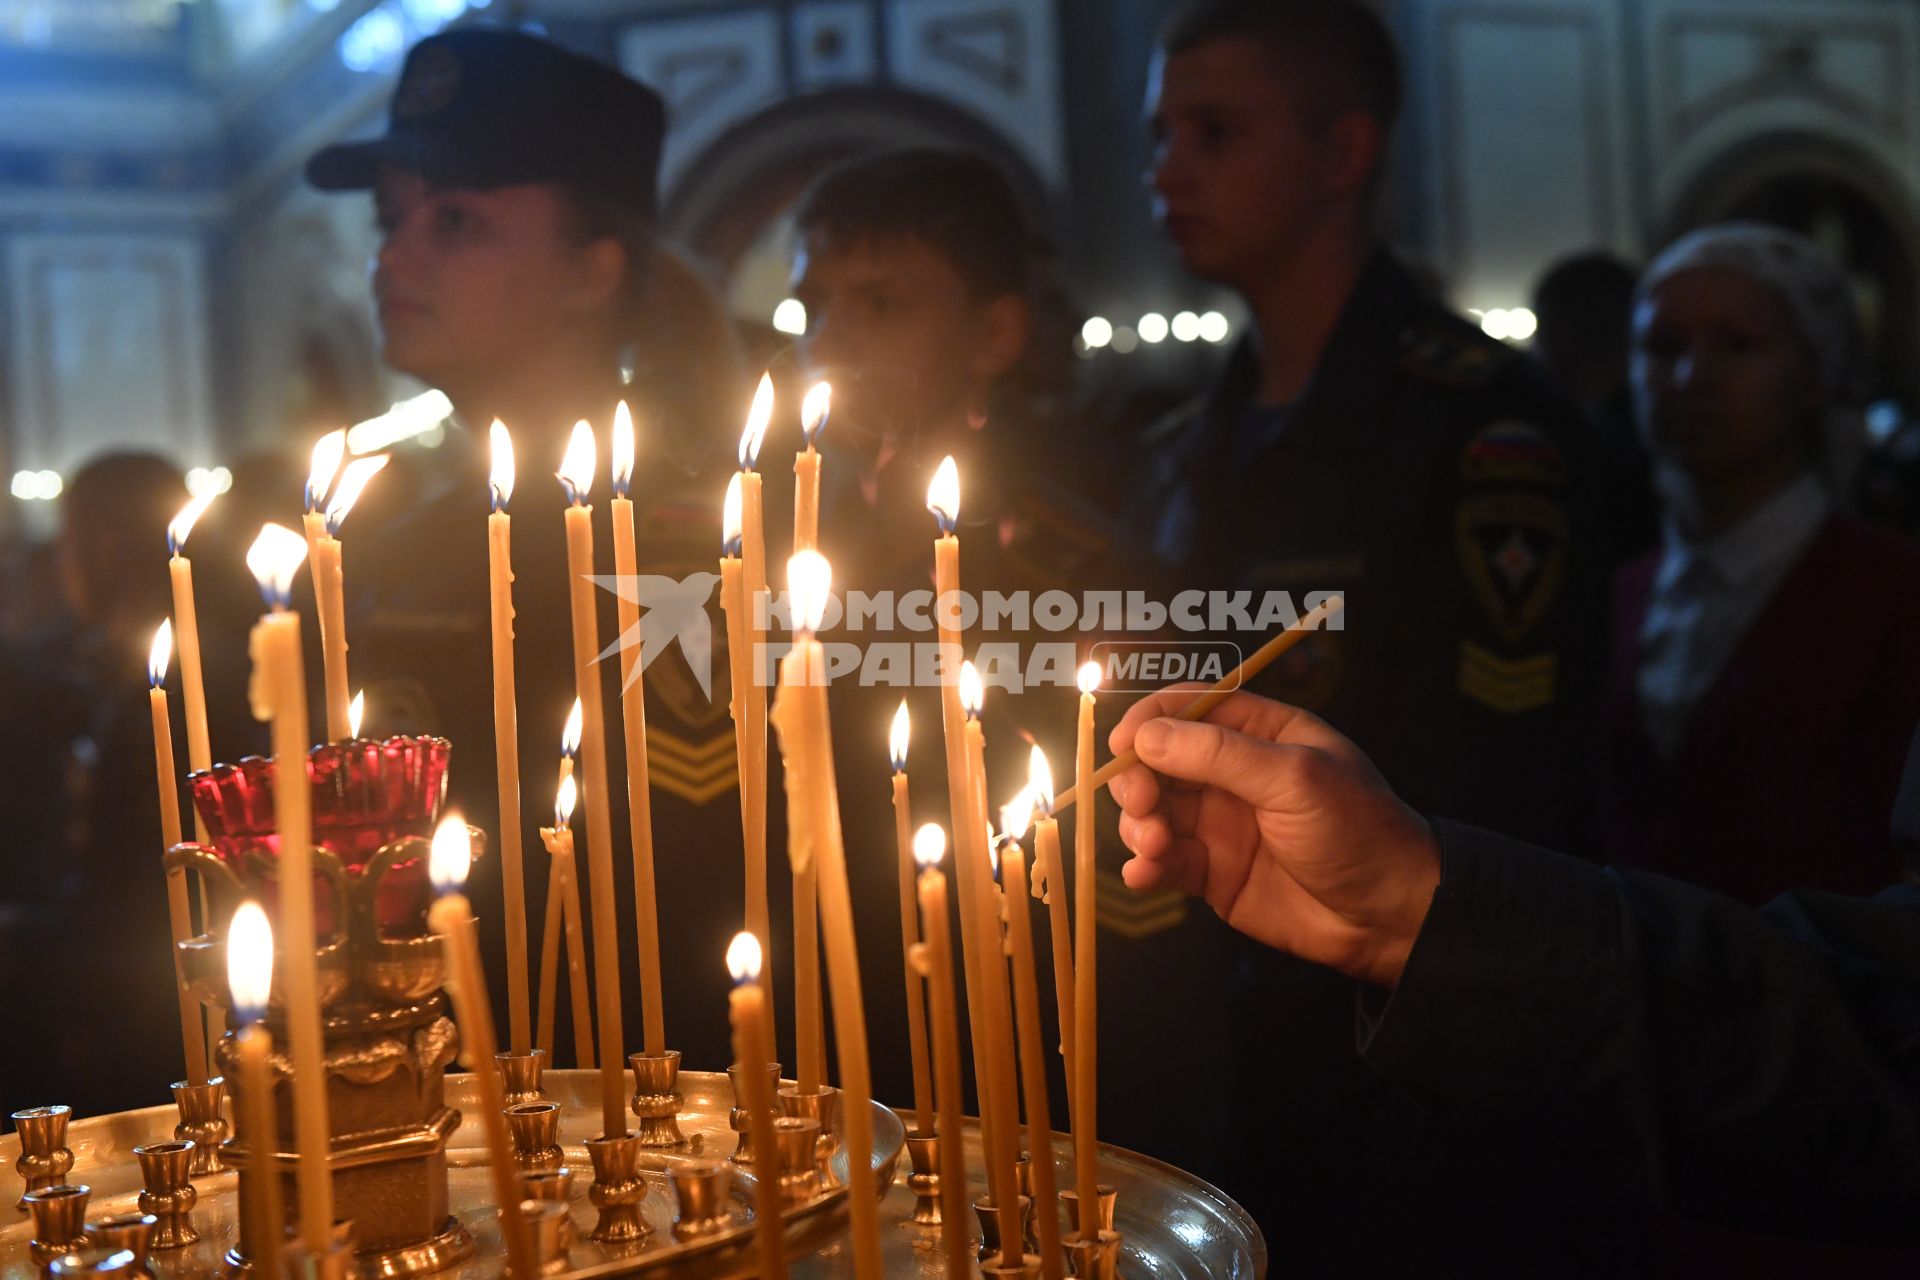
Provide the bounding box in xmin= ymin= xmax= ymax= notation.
xmin=1599 ymin=222 xmax=1920 ymax=907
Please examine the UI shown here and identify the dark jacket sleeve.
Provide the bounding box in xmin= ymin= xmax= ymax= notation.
xmin=1357 ymin=819 xmax=1920 ymax=1244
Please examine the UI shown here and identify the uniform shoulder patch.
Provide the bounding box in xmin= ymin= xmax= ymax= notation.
xmin=1457 ymin=641 xmax=1557 ymax=713
xmin=1460 ymin=420 xmax=1566 ymax=486
xmin=1455 ymin=490 xmax=1568 ymax=642
xmin=1398 ymin=320 xmax=1513 ymax=387
xmin=1094 ymin=868 xmax=1186 ymax=940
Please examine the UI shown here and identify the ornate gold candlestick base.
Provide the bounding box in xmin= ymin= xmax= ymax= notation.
xmin=84 ymin=1212 xmax=157 ymax=1279
xmin=584 ymin=1132 xmax=648 ymax=1245
xmin=516 ymin=1199 xmax=569 ymax=1275
xmin=497 ymin=1052 xmax=546 ymax=1107
xmin=772 ymin=1117 xmax=822 ymax=1206
xmin=23 ymin=1183 xmax=90 ymax=1265
xmin=1064 ymin=1228 xmax=1123 ymax=1279
xmin=668 ymin=1160 xmax=733 ymax=1241
xmin=726 ymin=1063 xmax=779 ymax=1165
xmin=133 ymin=1143 xmax=196 ymax=1250
xmin=518 ymin=1168 xmax=574 ymax=1250
xmin=628 ymin=1051 xmax=687 ymax=1149
xmin=170 ymin=1082 xmax=227 ymax=1177
xmin=13 ymin=1105 xmax=75 ymax=1209
xmin=505 ymin=1103 xmax=564 ymax=1174
xmin=904 ymin=1133 xmax=943 ymax=1226
xmin=777 ymin=1086 xmax=840 ymax=1188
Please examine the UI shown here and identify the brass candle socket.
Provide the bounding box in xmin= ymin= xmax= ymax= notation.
xmin=583 ymin=1132 xmax=648 ymax=1245
xmin=1014 ymin=1155 xmax=1041 ymax=1252
xmin=518 ymin=1170 xmax=573 ymax=1250
xmin=667 ymin=1159 xmax=733 ymax=1241
xmin=1058 ymin=1184 xmax=1118 ymax=1236
xmin=48 ymin=1246 xmax=142 ymax=1278
xmin=627 ymin=1051 xmax=687 ymax=1149
xmin=1064 ymin=1229 xmax=1123 ymax=1279
xmin=771 ymin=1117 xmax=821 ymax=1207
xmin=725 ymin=1063 xmax=779 ymax=1165
xmin=282 ymin=1220 xmax=356 ymax=1280
xmin=83 ymin=1213 xmax=156 ymax=1279
xmin=980 ymin=1256 xmax=1044 ymax=1279
xmin=13 ymin=1105 xmax=75 ymax=1208
xmin=132 ymin=1142 xmax=197 ymax=1250
xmin=503 ymin=1103 xmax=564 ymax=1175
xmin=974 ymin=1194 xmax=1032 ymax=1265
xmin=515 ymin=1200 xmax=570 ymax=1276
xmin=775 ymin=1086 xmax=840 ymax=1188
xmin=497 ymin=1051 xmax=546 ymax=1106
xmin=170 ymin=1080 xmax=228 ymax=1177
xmin=904 ymin=1134 xmax=942 ymax=1226
xmin=23 ymin=1183 xmax=91 ymax=1266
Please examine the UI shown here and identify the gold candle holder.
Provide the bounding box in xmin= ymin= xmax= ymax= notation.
xmin=170 ymin=1080 xmax=228 ymax=1177
xmin=13 ymin=1105 xmax=75 ymax=1208
xmin=282 ymin=1219 xmax=356 ymax=1280
xmin=981 ymin=1257 xmax=1043 ymax=1279
xmin=504 ymin=1103 xmax=564 ymax=1174
xmin=83 ymin=1213 xmax=156 ymax=1279
xmin=1058 ymin=1184 xmax=1117 ymax=1235
xmin=1064 ymin=1229 xmax=1123 ymax=1279
xmin=776 ymin=1085 xmax=839 ymax=1188
xmin=974 ymin=1193 xmax=1032 ymax=1265
xmin=48 ymin=1245 xmax=141 ymax=1278
xmin=904 ymin=1133 xmax=943 ymax=1226
xmin=771 ymin=1116 xmax=821 ymax=1207
xmin=667 ymin=1160 xmax=732 ymax=1241
xmin=583 ymin=1132 xmax=648 ymax=1245
xmin=516 ymin=1199 xmax=570 ymax=1276
xmin=132 ymin=1142 xmax=197 ymax=1250
xmin=726 ymin=1063 xmax=779 ymax=1165
xmin=1014 ymin=1154 xmax=1041 ymax=1253
xmin=498 ymin=1051 xmax=546 ymax=1106
xmin=23 ymin=1184 xmax=90 ymax=1266
xmin=518 ymin=1170 xmax=573 ymax=1249
xmin=627 ymin=1051 xmax=687 ymax=1149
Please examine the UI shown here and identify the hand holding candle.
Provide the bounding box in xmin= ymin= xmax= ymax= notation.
xmin=227 ymin=901 xmax=284 ymax=1267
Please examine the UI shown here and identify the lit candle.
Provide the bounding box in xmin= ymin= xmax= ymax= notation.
xmin=609 ymin=402 xmax=665 ymax=1057
xmin=165 ymin=494 xmax=217 ymax=839
xmin=889 ymin=702 xmax=934 ymax=1138
xmin=486 ymin=421 xmax=532 ymax=1055
xmin=315 ymin=454 xmax=389 ymax=742
xmin=226 ymin=901 xmax=284 ymax=1267
xmin=998 ymin=795 xmax=1064 ymax=1277
xmin=792 ymin=380 xmax=830 ymax=552
xmin=726 ymin=932 xmax=784 ymax=1280
xmin=1071 ymin=661 xmax=1101 ymax=1240
xmin=148 ymin=619 xmax=206 ymax=1086
xmin=243 ymin=522 xmax=332 ymax=1252
xmin=301 ymin=430 xmax=345 ymax=572
xmin=737 ymin=377 xmax=775 ymax=1055
xmin=1028 ymin=745 xmax=1074 ymax=1078
xmin=911 ymin=825 xmax=972 ymax=1279
xmin=536 ymin=773 xmax=595 ymax=1070
xmin=426 ymin=816 xmax=536 ymax=1280
xmin=768 ymin=551 xmax=880 ymax=1277
xmin=555 ymin=421 xmax=627 ymax=1137
xmin=559 ymin=698 xmax=583 ymax=792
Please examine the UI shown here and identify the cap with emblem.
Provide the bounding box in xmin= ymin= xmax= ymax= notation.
xmin=306 ymin=28 xmax=667 ymax=218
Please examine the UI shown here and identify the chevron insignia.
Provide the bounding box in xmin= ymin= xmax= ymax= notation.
xmin=1456 ymin=641 xmax=1556 ymax=713
xmin=1093 ymin=868 xmax=1185 ymax=939
xmin=645 ymin=726 xmax=738 ymax=806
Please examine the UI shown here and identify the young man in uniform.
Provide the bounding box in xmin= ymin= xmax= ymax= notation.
xmin=1133 ymin=0 xmax=1613 ymax=1264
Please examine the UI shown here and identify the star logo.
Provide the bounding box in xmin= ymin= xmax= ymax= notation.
xmin=589 ymin=572 xmax=723 ymax=699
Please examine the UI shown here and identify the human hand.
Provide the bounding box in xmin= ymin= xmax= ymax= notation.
xmin=1106 ymin=687 xmax=1440 ymax=987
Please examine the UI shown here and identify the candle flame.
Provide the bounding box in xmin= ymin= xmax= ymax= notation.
xmin=148 ymin=618 xmax=173 ymax=688
xmin=611 ymin=401 xmax=635 ymax=498
xmin=555 ymin=771 xmax=577 ymax=829
xmin=722 ymin=472 xmax=743 ymax=556
xmin=737 ymin=372 xmax=774 ymax=470
xmin=1078 ymin=661 xmax=1103 ymax=696
xmin=926 ymin=456 xmax=960 ymax=534
xmin=960 ymin=660 xmax=984 ymax=718
xmin=227 ymin=900 xmax=274 ymax=1023
xmin=787 ymin=550 xmax=832 ymax=635
xmin=429 ymin=813 xmax=472 ymax=895
xmin=888 ymin=700 xmax=910 ymax=773
xmin=306 ymin=429 xmax=347 ymax=512
xmin=247 ymin=522 xmax=309 ymax=610
xmin=912 ymin=822 xmax=947 ymax=869
xmin=726 ymin=931 xmax=763 ymax=984
xmin=488 ymin=421 xmax=515 ymax=511
xmin=1001 ymin=788 xmax=1034 ymax=842
xmin=561 ymin=698 xmax=583 ymax=757
xmin=800 ymin=380 xmax=831 ymax=446
xmin=1028 ymin=744 xmax=1054 ymax=815
xmin=167 ymin=492 xmax=216 ymax=557
xmin=348 ymin=690 xmax=365 ymax=739
xmin=324 ymin=454 xmax=390 ymax=536
xmin=557 ymin=420 xmax=596 ymax=505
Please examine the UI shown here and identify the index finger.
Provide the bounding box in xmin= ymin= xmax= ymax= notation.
xmin=1106 ymin=684 xmax=1345 ymax=757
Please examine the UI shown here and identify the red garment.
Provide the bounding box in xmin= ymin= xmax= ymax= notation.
xmin=1600 ymin=515 xmax=1920 ymax=905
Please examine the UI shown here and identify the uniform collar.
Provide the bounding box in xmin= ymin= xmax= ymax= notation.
xmin=1656 ymin=471 xmax=1830 ymax=592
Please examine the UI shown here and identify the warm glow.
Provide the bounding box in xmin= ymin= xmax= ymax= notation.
xmin=726 ymin=931 xmax=763 ymax=985
xmin=555 ymin=772 xmax=578 ymax=829
xmin=800 ymin=380 xmax=831 ymax=446
xmin=960 ymin=660 xmax=984 ymax=718
xmin=1028 ymin=744 xmax=1054 ymax=815
xmin=611 ymin=401 xmax=636 ymax=497
xmin=167 ymin=493 xmax=216 ymax=557
xmin=247 ymin=523 xmax=310 ymax=609
xmin=148 ymin=618 xmax=173 ymax=688
xmin=722 ymin=472 xmax=743 ymax=556
xmin=488 ymin=420 xmax=515 ymax=511
xmin=348 ymin=690 xmax=365 ymax=739
xmin=1001 ymin=788 xmax=1034 ymax=842
xmin=787 ymin=550 xmax=832 ymax=635
xmin=429 ymin=814 xmax=472 ymax=894
xmin=227 ymin=900 xmax=274 ymax=1021
xmin=888 ymin=700 xmax=910 ymax=773
xmin=561 ymin=699 xmax=583 ymax=758
xmin=324 ymin=454 xmax=390 ymax=535
xmin=557 ymin=420 xmax=596 ymax=504
xmin=738 ymin=372 xmax=774 ymax=470
xmin=926 ymin=456 xmax=960 ymax=534
xmin=912 ymin=822 xmax=947 ymax=869
xmin=1078 ymin=661 xmax=1103 ymax=696
xmin=306 ymin=428 xmax=347 ymax=511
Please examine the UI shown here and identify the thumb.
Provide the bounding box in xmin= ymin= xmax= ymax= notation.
xmin=1135 ymin=716 xmax=1311 ymax=813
